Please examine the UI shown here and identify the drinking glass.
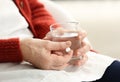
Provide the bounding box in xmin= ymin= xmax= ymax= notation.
xmin=50 ymin=21 xmax=81 ymax=61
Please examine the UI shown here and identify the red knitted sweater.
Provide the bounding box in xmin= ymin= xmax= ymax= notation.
xmin=0 ymin=0 xmax=56 ymax=62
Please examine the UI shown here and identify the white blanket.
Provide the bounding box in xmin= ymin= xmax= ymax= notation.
xmin=0 ymin=52 xmax=115 ymax=82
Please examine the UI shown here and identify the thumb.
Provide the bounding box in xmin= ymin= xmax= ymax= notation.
xmin=48 ymin=41 xmax=71 ymax=51
xmin=78 ymin=30 xmax=87 ymax=41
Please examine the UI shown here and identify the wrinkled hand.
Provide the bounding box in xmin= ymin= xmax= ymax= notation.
xmin=70 ymin=38 xmax=91 ymax=66
xmin=66 ymin=29 xmax=90 ymax=66
xmin=44 ymin=29 xmax=91 ymax=66
xmin=20 ymin=38 xmax=73 ymax=70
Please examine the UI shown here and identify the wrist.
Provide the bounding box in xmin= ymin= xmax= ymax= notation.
xmin=20 ymin=38 xmax=33 ymax=62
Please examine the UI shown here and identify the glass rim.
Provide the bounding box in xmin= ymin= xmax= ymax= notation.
xmin=50 ymin=21 xmax=79 ymax=31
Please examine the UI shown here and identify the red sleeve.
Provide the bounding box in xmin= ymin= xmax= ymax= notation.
xmin=0 ymin=38 xmax=23 ymax=62
xmin=29 ymin=0 xmax=56 ymax=39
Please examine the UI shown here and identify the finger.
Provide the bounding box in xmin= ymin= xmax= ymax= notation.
xmin=70 ymin=54 xmax=88 ymax=66
xmin=72 ymin=39 xmax=90 ymax=57
xmin=76 ymin=54 xmax=88 ymax=66
xmin=84 ymin=37 xmax=93 ymax=49
xmin=48 ymin=41 xmax=72 ymax=51
xmin=52 ymin=50 xmax=73 ymax=65
xmin=78 ymin=30 xmax=87 ymax=41
xmin=51 ymin=64 xmax=69 ymax=70
xmin=68 ymin=55 xmax=82 ymax=65
xmin=77 ymin=41 xmax=91 ymax=56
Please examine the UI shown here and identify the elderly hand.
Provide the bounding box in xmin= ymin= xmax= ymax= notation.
xmin=44 ymin=29 xmax=91 ymax=66
xmin=70 ymin=30 xmax=92 ymax=66
xmin=20 ymin=38 xmax=73 ymax=70
xmin=69 ymin=38 xmax=91 ymax=66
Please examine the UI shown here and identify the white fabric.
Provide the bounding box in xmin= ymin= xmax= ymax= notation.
xmin=0 ymin=52 xmax=115 ymax=82
xmin=0 ymin=0 xmax=33 ymax=39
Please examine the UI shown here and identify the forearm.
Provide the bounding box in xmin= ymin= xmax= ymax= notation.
xmin=0 ymin=38 xmax=23 ymax=62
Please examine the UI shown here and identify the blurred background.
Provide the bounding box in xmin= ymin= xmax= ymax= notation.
xmin=51 ymin=0 xmax=120 ymax=58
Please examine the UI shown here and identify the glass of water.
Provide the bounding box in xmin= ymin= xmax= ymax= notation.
xmin=50 ymin=21 xmax=81 ymax=61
